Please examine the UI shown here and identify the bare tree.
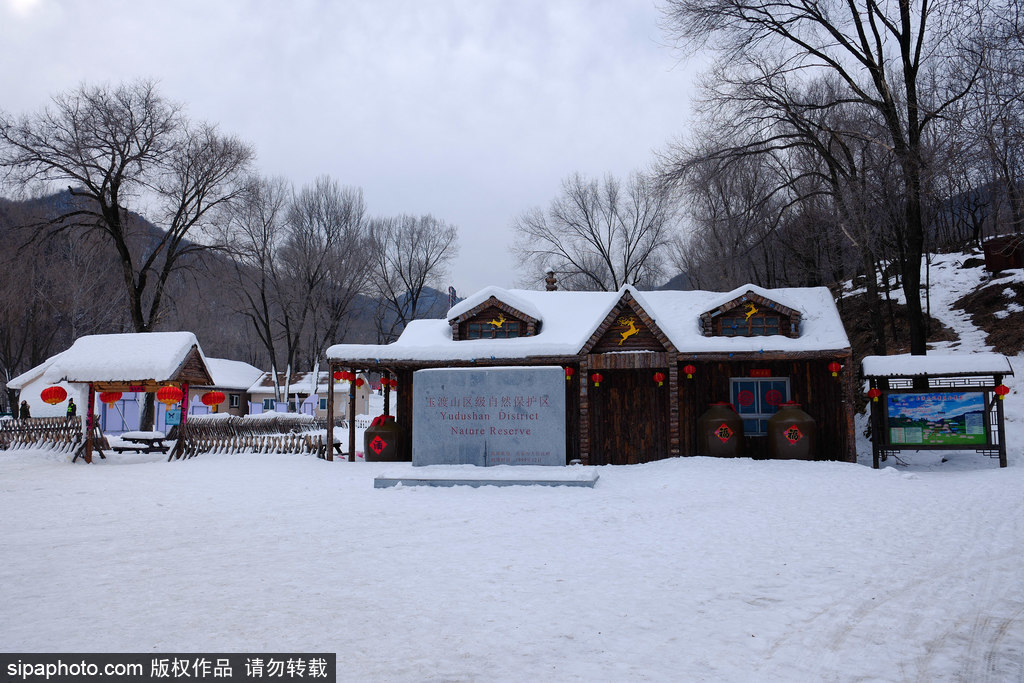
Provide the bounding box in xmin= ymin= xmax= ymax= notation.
xmin=0 ymin=80 xmax=254 ymax=334
xmin=512 ymin=171 xmax=676 ymax=291
xmin=227 ymin=175 xmax=370 ymax=403
xmin=661 ymin=0 xmax=997 ymax=354
xmin=0 ymin=80 xmax=254 ymax=427
xmin=368 ymin=214 xmax=458 ymax=342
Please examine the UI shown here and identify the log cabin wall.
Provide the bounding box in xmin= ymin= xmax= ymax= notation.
xmin=395 ymin=368 xmax=415 ymax=460
xmin=565 ymin=364 xmax=580 ymax=463
xmin=677 ymin=356 xmax=853 ymax=461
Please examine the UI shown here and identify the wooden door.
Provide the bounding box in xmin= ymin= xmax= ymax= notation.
xmin=588 ymin=368 xmax=670 ymax=465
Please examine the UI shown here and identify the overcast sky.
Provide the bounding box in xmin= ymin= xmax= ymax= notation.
xmin=0 ymin=0 xmax=700 ymax=294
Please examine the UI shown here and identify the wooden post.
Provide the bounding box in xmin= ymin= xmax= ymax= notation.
xmin=996 ymin=375 xmax=1007 ymax=468
xmin=174 ymin=382 xmax=190 ymax=461
xmin=579 ymin=358 xmax=590 ymax=465
xmin=668 ymin=360 xmax=680 ymax=457
xmin=383 ymin=371 xmax=391 ymax=416
xmin=326 ymin=362 xmax=335 ymax=461
xmin=348 ymin=370 xmax=357 ymax=462
xmin=870 ymin=381 xmax=881 ymax=469
xmin=85 ymin=383 xmax=95 ymax=464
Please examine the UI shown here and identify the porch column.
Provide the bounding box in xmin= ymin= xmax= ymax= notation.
xmin=348 ymin=370 xmax=357 ymax=462
xmin=325 ymin=362 xmax=335 ymax=461
xmin=668 ymin=359 xmax=680 ymax=458
xmin=85 ymin=383 xmax=95 ymax=464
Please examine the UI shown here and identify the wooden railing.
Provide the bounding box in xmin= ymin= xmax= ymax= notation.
xmin=0 ymin=417 xmax=83 ymax=453
xmin=172 ymin=414 xmax=348 ymax=458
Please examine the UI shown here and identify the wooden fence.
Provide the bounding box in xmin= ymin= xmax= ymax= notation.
xmin=0 ymin=414 xmax=350 ymax=460
xmin=0 ymin=417 xmax=83 ymax=453
xmin=172 ymin=414 xmax=348 ymax=459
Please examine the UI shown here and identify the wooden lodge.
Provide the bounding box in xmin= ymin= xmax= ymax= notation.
xmin=326 ymin=284 xmax=856 ymax=464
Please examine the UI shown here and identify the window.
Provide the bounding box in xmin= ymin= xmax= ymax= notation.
xmin=319 ymin=398 xmax=328 ymax=411
xmin=730 ymin=377 xmax=790 ymax=435
xmin=229 ymin=393 xmax=240 ymax=408
xmin=262 ymin=398 xmax=275 ymax=410
xmin=466 ymin=320 xmax=522 ymax=339
xmin=719 ymin=314 xmax=781 ymax=337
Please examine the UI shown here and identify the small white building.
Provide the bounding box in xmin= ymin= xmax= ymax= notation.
xmin=246 ymin=371 xmax=370 ymax=420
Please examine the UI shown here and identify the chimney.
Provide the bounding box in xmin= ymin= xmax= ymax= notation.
xmin=545 ymin=271 xmax=557 ymax=291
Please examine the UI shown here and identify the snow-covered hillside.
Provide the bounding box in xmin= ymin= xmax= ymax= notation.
xmin=1 ymin=252 xmax=1022 ymax=682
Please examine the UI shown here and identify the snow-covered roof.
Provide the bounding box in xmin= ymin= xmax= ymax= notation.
xmin=862 ymin=353 xmax=1015 ymax=377
xmin=202 ymin=358 xmax=265 ymax=390
xmin=247 ymin=371 xmax=363 ymax=396
xmin=6 ymin=353 xmax=61 ymax=391
xmin=41 ymin=331 xmax=210 ymax=384
xmin=447 ymin=286 xmax=544 ymax=323
xmin=326 ymin=284 xmax=850 ymax=363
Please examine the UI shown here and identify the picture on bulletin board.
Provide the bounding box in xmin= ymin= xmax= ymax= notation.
xmin=886 ymin=392 xmax=987 ymax=446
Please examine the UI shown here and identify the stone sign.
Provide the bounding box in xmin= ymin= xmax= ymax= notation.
xmin=412 ymin=366 xmax=566 ymax=466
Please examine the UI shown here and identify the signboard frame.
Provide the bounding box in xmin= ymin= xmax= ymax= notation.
xmin=865 ymin=372 xmax=1009 ymax=468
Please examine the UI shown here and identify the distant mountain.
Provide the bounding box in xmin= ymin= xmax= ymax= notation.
xmin=659 ymin=272 xmax=693 ymax=291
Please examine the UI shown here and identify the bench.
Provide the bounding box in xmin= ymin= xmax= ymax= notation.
xmin=113 ymin=431 xmax=170 ymax=454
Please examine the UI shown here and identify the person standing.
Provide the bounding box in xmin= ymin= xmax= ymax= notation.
xmin=19 ymin=400 xmax=30 ymax=419
xmin=66 ymin=399 xmax=77 ymax=418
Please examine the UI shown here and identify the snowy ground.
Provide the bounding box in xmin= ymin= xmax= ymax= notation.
xmin=2 ymin=255 xmax=1023 ymax=682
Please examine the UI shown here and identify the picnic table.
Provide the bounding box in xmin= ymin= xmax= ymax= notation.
xmin=113 ymin=430 xmax=170 ymax=454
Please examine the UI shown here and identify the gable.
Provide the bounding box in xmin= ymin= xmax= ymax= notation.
xmin=450 ymin=295 xmax=539 ymax=340
xmin=699 ymin=291 xmax=801 ymax=339
xmin=584 ymin=292 xmax=675 ymax=354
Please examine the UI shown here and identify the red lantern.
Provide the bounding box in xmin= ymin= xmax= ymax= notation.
xmin=683 ymin=364 xmax=696 ymax=379
xmin=156 ymin=385 xmax=184 ymax=407
xmin=995 ymin=384 xmax=1010 ymax=400
xmin=354 ymin=378 xmax=365 ymax=388
xmin=591 ymin=373 xmax=604 ymax=387
xmin=653 ymin=371 xmax=666 ymax=387
xmin=40 ymin=386 xmax=67 ymax=405
xmin=388 ymin=378 xmax=398 ymax=389
xmin=99 ymin=391 xmax=122 ymax=407
xmin=867 ymin=387 xmax=882 ymax=402
xmin=201 ymin=391 xmax=226 ymax=406
xmin=565 ymin=367 xmax=575 ymax=381
xmin=333 ymin=370 xmax=344 ymax=383
xmin=828 ymin=362 xmax=842 ymax=377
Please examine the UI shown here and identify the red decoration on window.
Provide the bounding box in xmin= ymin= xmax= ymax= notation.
xmin=591 ymin=373 xmax=604 ymax=387
xmin=565 ymin=367 xmax=575 ymax=381
xmin=40 ymin=386 xmax=68 ymax=405
xmin=764 ymin=389 xmax=783 ymax=407
xmin=828 ymin=362 xmax=842 ymax=377
xmin=156 ymin=385 xmax=184 ymax=407
xmin=995 ymin=384 xmax=1009 ymax=400
xmin=683 ymin=364 xmax=696 ymax=379
xmin=201 ymin=391 xmax=225 ymax=406
xmin=653 ymin=371 xmax=666 ymax=387
xmin=737 ymin=390 xmax=755 ymax=407
xmin=867 ymin=387 xmax=882 ymax=402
